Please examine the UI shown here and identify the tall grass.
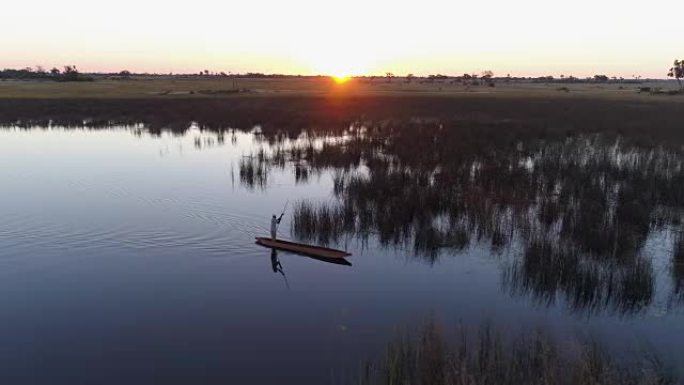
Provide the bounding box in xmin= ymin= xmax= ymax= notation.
xmin=504 ymin=237 xmax=655 ymax=314
xmin=360 ymin=320 xmax=677 ymax=385
xmin=276 ymin=130 xmax=684 ymax=314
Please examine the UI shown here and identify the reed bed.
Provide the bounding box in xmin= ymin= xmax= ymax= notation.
xmin=250 ymin=127 xmax=684 ymax=314
xmin=359 ymin=320 xmax=678 ymax=385
xmin=6 ymin=95 xmax=684 ymax=315
xmin=4 ymin=95 xmax=684 ymax=147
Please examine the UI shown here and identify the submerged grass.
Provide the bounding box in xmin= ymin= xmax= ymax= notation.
xmin=360 ymin=320 xmax=678 ymax=385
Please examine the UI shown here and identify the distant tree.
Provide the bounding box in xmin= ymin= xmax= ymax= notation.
xmin=119 ymin=70 xmax=131 ymax=77
xmin=668 ymin=59 xmax=683 ymax=91
xmin=385 ymin=72 xmax=394 ymax=82
xmin=63 ymin=65 xmax=79 ymax=81
xmin=593 ymin=74 xmax=609 ymax=83
xmin=406 ymin=73 xmax=415 ymax=83
xmin=480 ymin=70 xmax=493 ymax=85
xmin=50 ymin=67 xmax=60 ymax=75
xmin=426 ymin=74 xmax=447 ymax=83
xmin=34 ymin=65 xmax=45 ymax=74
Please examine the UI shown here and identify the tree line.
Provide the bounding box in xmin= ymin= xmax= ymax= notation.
xmin=0 ymin=65 xmax=92 ymax=82
xmin=2 ymin=60 xmax=682 ymax=89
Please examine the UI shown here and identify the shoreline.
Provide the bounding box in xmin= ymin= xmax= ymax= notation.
xmin=1 ymin=93 xmax=683 ymax=145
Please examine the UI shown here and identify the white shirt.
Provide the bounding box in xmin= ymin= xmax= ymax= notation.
xmin=270 ymin=216 xmax=280 ymax=239
xmin=271 ymin=217 xmax=278 ymax=232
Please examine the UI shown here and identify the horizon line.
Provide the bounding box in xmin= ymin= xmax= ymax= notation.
xmin=1 ymin=67 xmax=670 ymax=80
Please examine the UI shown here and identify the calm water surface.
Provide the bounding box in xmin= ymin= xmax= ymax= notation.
xmin=1 ymin=125 xmax=683 ymax=384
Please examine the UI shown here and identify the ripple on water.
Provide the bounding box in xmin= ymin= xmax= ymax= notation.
xmin=2 ymin=176 xmax=276 ymax=258
xmin=0 ymin=211 xmax=264 ymax=259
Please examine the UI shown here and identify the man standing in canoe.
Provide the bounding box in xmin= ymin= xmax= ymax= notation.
xmin=271 ymin=213 xmax=284 ymax=240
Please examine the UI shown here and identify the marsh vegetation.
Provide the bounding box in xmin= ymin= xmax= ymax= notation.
xmin=3 ymin=93 xmax=684 ymax=382
xmin=360 ymin=320 xmax=677 ymax=385
xmin=239 ymin=120 xmax=684 ymax=316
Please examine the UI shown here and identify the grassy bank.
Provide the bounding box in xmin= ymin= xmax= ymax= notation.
xmin=360 ymin=321 xmax=677 ymax=385
xmin=2 ymin=77 xmax=683 ymax=143
xmin=1 ymin=77 xmax=680 ymax=99
xmin=2 ymin=94 xmax=684 ymax=145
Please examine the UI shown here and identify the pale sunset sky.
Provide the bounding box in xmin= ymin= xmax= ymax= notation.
xmin=1 ymin=0 xmax=680 ymax=78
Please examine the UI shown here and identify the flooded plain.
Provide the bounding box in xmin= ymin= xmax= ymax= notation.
xmin=1 ymin=123 xmax=683 ymax=384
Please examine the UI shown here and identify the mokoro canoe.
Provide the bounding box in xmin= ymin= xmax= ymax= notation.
xmin=255 ymin=237 xmax=352 ymax=259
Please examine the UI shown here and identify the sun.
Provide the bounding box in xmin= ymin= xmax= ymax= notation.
xmin=303 ymin=49 xmax=369 ymax=84
xmin=332 ymin=74 xmax=351 ymax=84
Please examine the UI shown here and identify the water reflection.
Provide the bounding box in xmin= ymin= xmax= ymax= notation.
xmin=3 ymin=122 xmax=683 ymax=383
xmin=240 ymin=125 xmax=684 ymax=315
xmin=239 ymin=154 xmax=270 ymax=190
xmin=674 ymin=234 xmax=684 ymax=303
xmin=3 ymin=122 xmax=681 ymax=316
xmin=270 ymin=249 xmax=290 ymax=289
xmin=257 ymin=240 xmax=353 ymax=267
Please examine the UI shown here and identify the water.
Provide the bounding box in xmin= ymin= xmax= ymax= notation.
xmin=1 ymin=125 xmax=683 ymax=384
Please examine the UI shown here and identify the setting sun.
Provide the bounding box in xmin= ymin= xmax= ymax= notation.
xmin=332 ymin=74 xmax=351 ymax=84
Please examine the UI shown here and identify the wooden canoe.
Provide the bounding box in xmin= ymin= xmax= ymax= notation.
xmin=255 ymin=237 xmax=352 ymax=259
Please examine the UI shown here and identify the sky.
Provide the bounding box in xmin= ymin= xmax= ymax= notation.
xmin=1 ymin=0 xmax=680 ymax=78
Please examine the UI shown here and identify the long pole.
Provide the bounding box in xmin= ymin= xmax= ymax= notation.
xmin=276 ymin=200 xmax=289 ymax=238
xmin=280 ymin=269 xmax=290 ymax=290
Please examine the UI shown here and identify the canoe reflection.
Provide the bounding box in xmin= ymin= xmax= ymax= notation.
xmin=260 ymin=242 xmax=352 ymax=267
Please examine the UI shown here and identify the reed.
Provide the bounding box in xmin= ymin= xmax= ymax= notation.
xmin=272 ymin=130 xmax=684 ymax=313
xmin=360 ymin=320 xmax=677 ymax=385
xmin=673 ymin=233 xmax=684 ymax=302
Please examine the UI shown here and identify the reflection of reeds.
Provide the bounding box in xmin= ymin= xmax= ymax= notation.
xmin=294 ymin=164 xmax=309 ymax=184
xmin=504 ymin=238 xmax=654 ymax=315
xmin=238 ymin=154 xmax=269 ymax=190
xmin=361 ymin=320 xmax=677 ymax=385
xmin=674 ymin=233 xmax=684 ymax=301
xmin=280 ymin=131 xmax=684 ymax=313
